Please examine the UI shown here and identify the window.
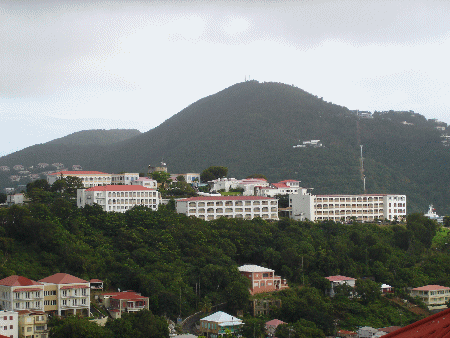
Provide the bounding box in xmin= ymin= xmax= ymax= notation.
xmin=9 ymin=316 xmax=12 ymax=320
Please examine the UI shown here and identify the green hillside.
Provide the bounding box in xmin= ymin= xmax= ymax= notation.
xmin=1 ymin=81 xmax=449 ymax=214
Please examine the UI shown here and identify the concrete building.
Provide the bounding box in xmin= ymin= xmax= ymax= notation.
xmin=239 ymin=265 xmax=288 ymax=295
xmin=176 ymin=196 xmax=278 ymax=221
xmin=111 ymin=173 xmax=140 ymax=185
xmin=18 ymin=310 xmax=48 ymax=338
xmin=77 ymin=185 xmax=160 ymax=213
xmin=290 ymin=193 xmax=406 ymax=222
xmin=100 ymin=291 xmax=149 ymax=319
xmin=170 ymin=173 xmax=200 ymax=185
xmin=0 ymin=276 xmax=44 ymax=312
xmin=6 ymin=194 xmax=27 ymax=206
xmin=256 ymin=180 xmax=306 ymax=197
xmin=38 ymin=273 xmax=90 ymax=317
xmin=47 ymin=171 xmax=112 ymax=188
xmin=208 ymin=178 xmax=269 ymax=196
xmin=325 ymin=276 xmax=357 ymax=297
xmin=199 ymin=311 xmax=243 ymax=338
xmin=410 ymin=285 xmax=450 ymax=309
xmin=0 ymin=310 xmax=18 ymax=338
xmin=130 ymin=177 xmax=158 ymax=189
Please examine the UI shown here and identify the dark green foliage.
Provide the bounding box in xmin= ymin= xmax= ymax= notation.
xmin=49 ymin=316 xmax=113 ymax=338
xmin=106 ymin=310 xmax=169 ymax=338
xmin=200 ymin=166 xmax=228 ymax=183
xmin=0 ymin=193 xmax=6 ymax=204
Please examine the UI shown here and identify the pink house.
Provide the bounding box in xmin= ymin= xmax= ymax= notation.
xmin=100 ymin=291 xmax=149 ymax=319
xmin=238 ymin=265 xmax=288 ymax=295
xmin=265 ymin=319 xmax=286 ymax=337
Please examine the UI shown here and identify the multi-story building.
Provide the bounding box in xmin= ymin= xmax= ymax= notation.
xmin=256 ymin=180 xmax=306 ymax=197
xmin=18 ymin=310 xmax=48 ymax=338
xmin=176 ymin=196 xmax=278 ymax=221
xmin=239 ymin=265 xmax=288 ymax=295
xmin=290 ymin=193 xmax=406 ymax=222
xmin=0 ymin=276 xmax=44 ymax=312
xmin=0 ymin=310 xmax=18 ymax=338
xmin=47 ymin=171 xmax=112 ymax=188
xmin=77 ymin=185 xmax=160 ymax=212
xmin=170 ymin=173 xmax=200 ymax=185
xmin=130 ymin=177 xmax=158 ymax=189
xmin=410 ymin=285 xmax=450 ymax=308
xmin=100 ymin=291 xmax=149 ymax=319
xmin=38 ymin=273 xmax=90 ymax=317
xmin=208 ymin=178 xmax=270 ymax=196
xmin=110 ymin=173 xmax=140 ymax=185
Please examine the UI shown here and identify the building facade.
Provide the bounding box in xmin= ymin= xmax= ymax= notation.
xmin=38 ymin=273 xmax=90 ymax=317
xmin=238 ymin=265 xmax=288 ymax=295
xmin=199 ymin=311 xmax=243 ymax=338
xmin=47 ymin=171 xmax=112 ymax=188
xmin=410 ymin=285 xmax=450 ymax=308
xmin=18 ymin=310 xmax=48 ymax=338
xmin=77 ymin=185 xmax=160 ymax=213
xmin=290 ymin=193 xmax=406 ymax=222
xmin=100 ymin=291 xmax=149 ymax=319
xmin=111 ymin=173 xmax=140 ymax=185
xmin=0 ymin=276 xmax=44 ymax=313
xmin=176 ymin=196 xmax=278 ymax=221
xmin=0 ymin=310 xmax=18 ymax=338
xmin=256 ymin=180 xmax=306 ymax=197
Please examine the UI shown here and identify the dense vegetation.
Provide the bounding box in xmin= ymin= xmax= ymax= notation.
xmin=1 ymin=82 xmax=449 ymax=214
xmin=0 ymin=187 xmax=449 ymax=336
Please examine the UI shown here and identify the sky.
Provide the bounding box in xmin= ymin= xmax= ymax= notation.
xmin=1 ymin=0 xmax=450 ymax=157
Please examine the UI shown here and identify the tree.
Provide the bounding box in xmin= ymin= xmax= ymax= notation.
xmin=200 ymin=166 xmax=228 ymax=183
xmin=150 ymin=171 xmax=172 ymax=188
xmin=176 ymin=175 xmax=185 ymax=182
xmin=0 ymin=193 xmax=6 ymax=204
xmin=355 ymin=279 xmax=381 ymax=305
xmin=246 ymin=174 xmax=267 ymax=180
xmin=106 ymin=310 xmax=169 ymax=338
xmin=49 ymin=316 xmax=113 ymax=338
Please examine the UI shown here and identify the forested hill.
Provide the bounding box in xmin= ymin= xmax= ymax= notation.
xmin=1 ymin=81 xmax=449 ymax=213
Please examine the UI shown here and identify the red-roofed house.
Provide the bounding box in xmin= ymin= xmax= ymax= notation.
xmin=325 ymin=276 xmax=356 ymax=297
xmin=77 ymin=185 xmax=160 ymax=213
xmin=90 ymin=279 xmax=103 ymax=290
xmin=382 ymin=307 xmax=450 ymax=337
xmin=239 ymin=265 xmax=288 ymax=295
xmin=100 ymin=291 xmax=149 ymax=319
xmin=0 ymin=276 xmax=44 ymax=312
xmin=38 ymin=273 xmax=90 ymax=317
xmin=47 ymin=171 xmax=112 ymax=188
xmin=336 ymin=330 xmax=357 ymax=338
xmin=176 ymin=196 xmax=278 ymax=221
xmin=265 ymin=319 xmax=286 ymax=337
xmin=410 ymin=285 xmax=450 ymax=308
xmin=256 ymin=180 xmax=307 ymax=197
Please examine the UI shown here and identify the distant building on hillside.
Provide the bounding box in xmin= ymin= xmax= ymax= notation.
xmin=410 ymin=285 xmax=450 ymax=309
xmin=290 ymin=193 xmax=406 ymax=222
xmin=47 ymin=171 xmax=112 ymax=188
xmin=148 ymin=162 xmax=167 ymax=174
xmin=100 ymin=291 xmax=149 ymax=319
xmin=239 ymin=265 xmax=288 ymax=295
xmin=110 ymin=173 xmax=139 ymax=185
xmin=256 ymin=180 xmax=306 ymax=197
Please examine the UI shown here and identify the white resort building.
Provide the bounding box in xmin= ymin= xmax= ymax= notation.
xmin=290 ymin=193 xmax=406 ymax=222
xmin=77 ymin=185 xmax=160 ymax=212
xmin=176 ymin=196 xmax=278 ymax=221
xmin=47 ymin=171 xmax=112 ymax=188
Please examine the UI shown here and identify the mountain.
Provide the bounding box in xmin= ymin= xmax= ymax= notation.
xmin=1 ymin=81 xmax=449 ymax=214
xmin=47 ymin=129 xmax=141 ymax=146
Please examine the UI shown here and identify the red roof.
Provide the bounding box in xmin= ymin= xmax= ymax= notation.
xmin=325 ymin=275 xmax=356 ymax=282
xmin=383 ymin=308 xmax=450 ymax=337
xmin=60 ymin=285 xmax=90 ymax=289
xmin=265 ymin=319 xmax=286 ymax=327
xmin=110 ymin=291 xmax=148 ymax=300
xmin=39 ymin=273 xmax=88 ymax=284
xmin=49 ymin=171 xmax=109 ymax=176
xmin=13 ymin=288 xmax=43 ymax=292
xmin=85 ymin=185 xmax=154 ymax=192
xmin=0 ymin=275 xmax=41 ymax=287
xmin=90 ymin=279 xmax=103 ymax=283
xmin=412 ymin=285 xmax=450 ymax=291
xmin=178 ymin=196 xmax=275 ymax=201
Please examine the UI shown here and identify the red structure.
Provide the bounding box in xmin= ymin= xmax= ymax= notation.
xmin=238 ymin=265 xmax=288 ymax=295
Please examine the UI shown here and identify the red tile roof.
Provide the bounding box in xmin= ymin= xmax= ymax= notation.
xmin=60 ymin=285 xmax=90 ymax=289
xmin=13 ymin=288 xmax=43 ymax=292
xmin=383 ymin=308 xmax=450 ymax=337
xmin=85 ymin=185 xmax=154 ymax=192
xmin=0 ymin=275 xmax=41 ymax=287
xmin=412 ymin=285 xmax=450 ymax=291
xmin=265 ymin=319 xmax=286 ymax=327
xmin=90 ymin=279 xmax=103 ymax=283
xmin=110 ymin=291 xmax=148 ymax=300
xmin=325 ymin=275 xmax=356 ymax=282
xmin=38 ymin=273 xmax=88 ymax=284
xmin=178 ymin=196 xmax=275 ymax=201
xmin=49 ymin=171 xmax=110 ymax=176
xmin=272 ymin=183 xmax=289 ymax=189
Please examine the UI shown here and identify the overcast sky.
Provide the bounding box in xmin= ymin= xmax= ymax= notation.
xmin=2 ymin=0 xmax=450 ymax=157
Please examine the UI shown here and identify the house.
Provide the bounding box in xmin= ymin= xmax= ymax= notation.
xmin=337 ymin=330 xmax=357 ymax=338
xmin=199 ymin=311 xmax=243 ymax=338
xmin=131 ymin=177 xmax=158 ymax=189
xmin=325 ymin=275 xmax=356 ymax=297
xmin=208 ymin=178 xmax=270 ymax=196
xmin=6 ymin=194 xmax=27 ymax=206
xmin=0 ymin=275 xmax=45 ymax=312
xmin=357 ymin=326 xmax=385 ymax=337
xmin=290 ymin=193 xmax=406 ymax=222
xmin=382 ymin=307 xmax=450 ymax=337
xmin=99 ymin=291 xmax=149 ymax=319
xmin=410 ymin=285 xmax=450 ymax=309
xmin=47 ymin=171 xmax=112 ymax=188
xmin=0 ymin=310 xmax=18 ymax=338
xmin=238 ymin=265 xmax=288 ymax=295
xmin=38 ymin=273 xmax=90 ymax=317
xmin=256 ymin=180 xmax=307 ymax=197
xmin=170 ymin=173 xmax=200 ymax=185
xmin=249 ymin=298 xmax=281 ymax=316
xmin=381 ymin=284 xmax=393 ymax=294
xmin=265 ymin=319 xmax=286 ymax=337
xmin=77 ymin=185 xmax=160 ymax=213
xmin=18 ymin=310 xmax=48 ymax=338
xmin=90 ymin=279 xmax=103 ymax=290
xmin=176 ymin=196 xmax=278 ymax=221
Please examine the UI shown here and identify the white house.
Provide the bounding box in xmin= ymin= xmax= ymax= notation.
xmin=111 ymin=173 xmax=140 ymax=185
xmin=176 ymin=196 xmax=278 ymax=221
xmin=290 ymin=193 xmax=406 ymax=222
xmin=256 ymin=180 xmax=306 ymax=197
xmin=131 ymin=177 xmax=158 ymax=189
xmin=170 ymin=173 xmax=200 ymax=184
xmin=77 ymin=185 xmax=160 ymax=212
xmin=0 ymin=310 xmax=18 ymax=338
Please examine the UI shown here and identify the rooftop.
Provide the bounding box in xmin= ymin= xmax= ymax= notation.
xmin=49 ymin=171 xmax=110 ymax=176
xmin=0 ymin=275 xmax=41 ymax=287
xmin=325 ymin=275 xmax=356 ymax=282
xmin=412 ymin=285 xmax=450 ymax=291
xmin=178 ymin=196 xmax=275 ymax=202
xmin=85 ymin=185 xmax=155 ymax=192
xmin=201 ymin=311 xmax=243 ymax=326
xmin=39 ymin=273 xmax=88 ymax=284
xmin=238 ymin=265 xmax=274 ymax=273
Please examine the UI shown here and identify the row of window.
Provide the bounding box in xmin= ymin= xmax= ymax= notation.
xmin=107 ymin=191 xmax=157 ymax=197
xmin=188 ymin=200 xmax=276 ymax=207
xmin=189 ymin=207 xmax=276 ymax=213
